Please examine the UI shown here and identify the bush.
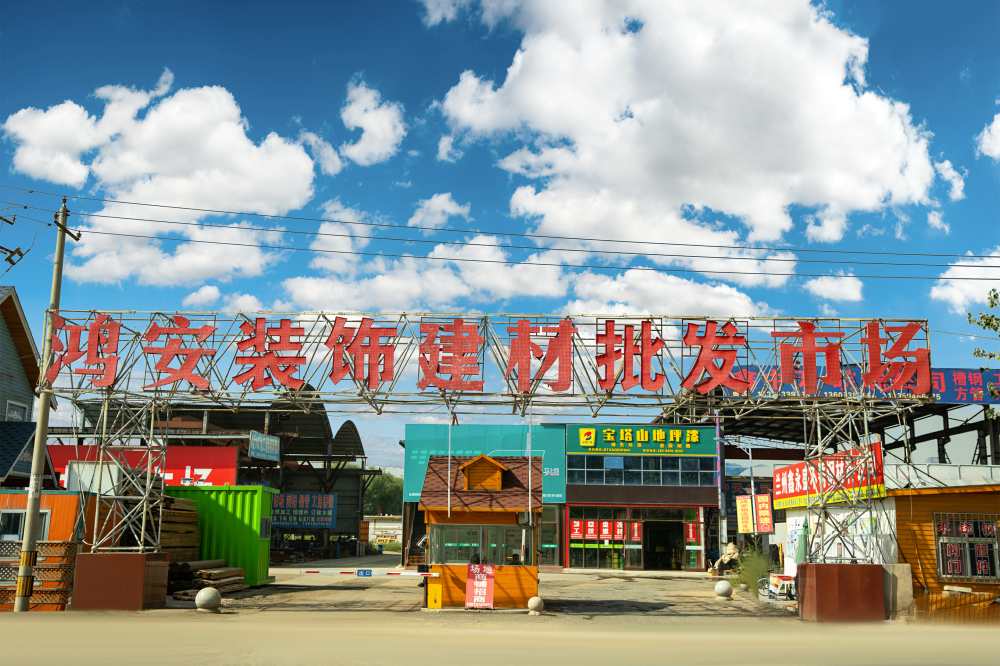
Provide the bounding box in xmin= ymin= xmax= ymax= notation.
xmin=379 ymin=541 xmax=402 ymax=552
xmin=734 ymin=549 xmax=772 ymax=591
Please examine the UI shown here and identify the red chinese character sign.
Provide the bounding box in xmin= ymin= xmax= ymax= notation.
xmin=505 ymin=319 xmax=577 ymax=393
xmin=143 ymin=316 xmax=217 ymax=389
xmin=466 ymin=564 xmax=495 ymax=609
xmin=234 ymin=318 xmax=306 ymax=390
xmin=46 ymin=313 xmax=122 ymax=388
xmin=326 ymin=317 xmax=398 ymax=390
xmin=418 ymin=318 xmax=484 ymax=391
xmin=596 ymin=320 xmax=665 ymax=391
xmin=681 ymin=321 xmax=750 ymax=394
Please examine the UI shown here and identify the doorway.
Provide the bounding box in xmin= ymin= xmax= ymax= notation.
xmin=643 ymin=522 xmax=684 ymax=570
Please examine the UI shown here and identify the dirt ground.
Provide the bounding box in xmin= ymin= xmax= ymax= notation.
xmin=3 ymin=561 xmax=997 ymax=665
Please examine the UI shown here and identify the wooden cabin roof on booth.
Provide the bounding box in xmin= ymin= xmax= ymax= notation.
xmin=457 ymin=454 xmax=508 ymax=472
xmin=419 ymin=456 xmax=542 ymax=512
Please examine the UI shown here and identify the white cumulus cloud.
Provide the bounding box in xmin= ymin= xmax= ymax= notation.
xmin=307 ymin=199 xmax=373 ymax=276
xmin=300 ymin=131 xmax=343 ymax=176
xmin=408 ymin=193 xmax=472 ymax=234
xmin=930 ymin=248 xmax=1000 ymax=314
xmin=975 ymin=113 xmax=1000 ymax=160
xmin=803 ymin=272 xmax=864 ymax=302
xmin=436 ymin=134 xmax=464 ymax=162
xmin=927 ymin=210 xmax=950 ymax=234
xmin=222 ymin=292 xmax=266 ymax=312
xmin=934 ymin=160 xmax=965 ymax=201
xmin=339 ymin=80 xmax=406 ymax=166
xmin=182 ymin=285 xmax=221 ymax=307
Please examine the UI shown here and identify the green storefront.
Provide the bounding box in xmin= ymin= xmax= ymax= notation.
xmin=565 ymin=424 xmax=720 ymax=572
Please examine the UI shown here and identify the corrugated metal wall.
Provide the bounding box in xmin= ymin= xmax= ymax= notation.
xmin=168 ymin=486 xmax=276 ymax=586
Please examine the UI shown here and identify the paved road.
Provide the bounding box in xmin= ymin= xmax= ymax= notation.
xmin=3 ymin=569 xmax=996 ymax=665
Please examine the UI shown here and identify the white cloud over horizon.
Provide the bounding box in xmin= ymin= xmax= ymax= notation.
xmin=339 ymin=80 xmax=407 ymax=166
xmin=803 ymin=271 xmax=864 ymax=302
xmin=407 ymin=192 xmax=472 ymax=234
xmin=930 ymin=248 xmax=1000 ymax=314
xmin=975 ymin=113 xmax=1000 ymax=159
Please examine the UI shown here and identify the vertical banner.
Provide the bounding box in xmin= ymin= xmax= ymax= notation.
xmin=570 ymin=519 xmax=584 ymax=539
xmin=754 ymin=494 xmax=774 ymax=533
xmin=466 ymin=564 xmax=495 ymax=609
xmin=599 ymin=520 xmax=613 ymax=539
xmin=685 ymin=522 xmax=699 ymax=544
xmin=630 ymin=521 xmax=642 ymax=542
xmin=359 ymin=520 xmax=370 ymax=543
xmin=613 ymin=521 xmax=626 ymax=540
xmin=735 ymin=495 xmax=756 ymax=534
xmin=585 ymin=520 xmax=599 ymax=539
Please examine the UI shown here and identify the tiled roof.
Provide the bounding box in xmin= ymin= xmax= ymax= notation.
xmin=418 ymin=455 xmax=543 ymax=511
xmin=0 ymin=421 xmax=36 ymax=478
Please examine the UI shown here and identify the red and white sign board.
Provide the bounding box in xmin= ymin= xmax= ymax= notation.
xmin=584 ymin=520 xmax=599 ymax=540
xmin=773 ymin=442 xmax=884 ymax=509
xmin=685 ymin=522 xmax=699 ymax=544
xmin=754 ymin=494 xmax=774 ymax=533
xmin=570 ymin=519 xmax=584 ymax=539
xmin=599 ymin=520 xmax=613 ymax=539
xmin=466 ymin=564 xmax=495 ymax=609
xmin=48 ymin=445 xmax=238 ymax=487
xmin=613 ymin=521 xmax=625 ymax=540
xmin=630 ymin=522 xmax=642 ymax=542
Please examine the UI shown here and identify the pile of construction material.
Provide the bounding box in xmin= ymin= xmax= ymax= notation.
xmin=169 ymin=558 xmax=249 ymax=600
xmin=159 ymin=496 xmax=202 ymax=564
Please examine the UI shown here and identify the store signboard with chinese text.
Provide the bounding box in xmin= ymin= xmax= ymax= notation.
xmin=570 ymin=520 xmax=584 ymax=539
xmin=272 ymin=492 xmax=337 ymax=528
xmin=466 ymin=564 xmax=495 ymax=609
xmin=49 ymin=445 xmax=237 ymax=487
xmin=736 ymin=496 xmax=756 ymax=533
xmin=567 ymin=425 xmax=716 ymax=456
xmin=772 ymin=443 xmax=884 ymax=510
xmin=725 ymin=480 xmax=773 ymax=532
xmin=248 ymin=431 xmax=280 ymax=462
xmin=754 ymin=494 xmax=774 ymax=533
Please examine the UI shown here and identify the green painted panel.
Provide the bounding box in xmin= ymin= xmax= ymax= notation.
xmin=167 ymin=485 xmax=277 ymax=587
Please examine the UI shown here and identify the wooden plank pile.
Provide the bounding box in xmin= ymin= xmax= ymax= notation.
xmin=159 ymin=496 xmax=201 ymax=563
xmin=169 ymin=559 xmax=249 ymax=600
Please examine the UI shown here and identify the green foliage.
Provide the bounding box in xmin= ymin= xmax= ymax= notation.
xmin=379 ymin=541 xmax=402 ymax=552
xmin=363 ymin=472 xmax=404 ymax=515
xmin=967 ymin=288 xmax=1000 ymax=419
xmin=734 ymin=549 xmax=772 ymax=590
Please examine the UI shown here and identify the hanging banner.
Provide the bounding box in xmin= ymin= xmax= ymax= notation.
xmin=599 ymin=519 xmax=613 ymax=539
xmin=272 ymin=492 xmax=337 ymax=528
xmin=466 ymin=563 xmax=496 ymax=609
xmin=685 ymin=522 xmax=699 ymax=544
xmin=773 ymin=443 xmax=885 ymax=509
xmin=736 ymin=495 xmax=756 ymax=534
xmin=630 ymin=521 xmax=642 ymax=542
xmin=584 ymin=520 xmax=599 ymax=540
xmin=754 ymin=494 xmax=775 ymax=534
xmin=570 ymin=519 xmax=584 ymax=539
xmin=614 ymin=521 xmax=626 ymax=540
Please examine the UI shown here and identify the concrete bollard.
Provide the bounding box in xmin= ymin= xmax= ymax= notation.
xmin=715 ymin=581 xmax=733 ymax=601
xmin=528 ymin=596 xmax=544 ymax=614
xmin=195 ymin=587 xmax=222 ymax=613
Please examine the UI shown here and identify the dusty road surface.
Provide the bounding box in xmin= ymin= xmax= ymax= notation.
xmin=3 ymin=567 xmax=996 ymax=665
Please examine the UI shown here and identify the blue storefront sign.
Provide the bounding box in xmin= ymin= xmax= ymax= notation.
xmin=403 ymin=424 xmax=567 ymax=503
xmin=272 ymin=492 xmax=337 ymax=528
xmin=249 ymin=431 xmax=280 ymax=461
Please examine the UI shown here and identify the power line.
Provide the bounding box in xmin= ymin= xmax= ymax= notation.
xmin=6 ymin=204 xmax=997 ymax=270
xmin=51 ymin=227 xmax=1000 ymax=281
xmin=3 ymin=184 xmax=997 ymax=261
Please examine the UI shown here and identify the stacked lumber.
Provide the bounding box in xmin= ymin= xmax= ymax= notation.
xmin=159 ymin=496 xmax=201 ymax=563
xmin=169 ymin=561 xmax=249 ymax=599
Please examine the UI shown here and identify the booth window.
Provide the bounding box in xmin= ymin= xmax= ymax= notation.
xmin=933 ymin=513 xmax=999 ymax=584
xmin=429 ymin=524 xmax=533 ymax=566
xmin=567 ymin=455 xmax=717 ymax=487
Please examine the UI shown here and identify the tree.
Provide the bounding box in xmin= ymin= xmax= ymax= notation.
xmin=968 ymin=287 xmax=1000 ymax=419
xmin=364 ymin=472 xmax=404 ymax=515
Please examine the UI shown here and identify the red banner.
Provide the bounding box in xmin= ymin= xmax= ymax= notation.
xmin=570 ymin=519 xmax=584 ymax=539
xmin=685 ymin=522 xmax=699 ymax=544
xmin=584 ymin=520 xmax=599 ymax=540
xmin=48 ymin=445 xmax=238 ymax=487
xmin=754 ymin=494 xmax=774 ymax=533
xmin=599 ymin=519 xmax=613 ymax=539
xmin=630 ymin=521 xmax=642 ymax=542
xmin=773 ymin=442 xmax=884 ymax=509
xmin=465 ymin=563 xmax=495 ymax=609
xmin=613 ymin=521 xmax=625 ymax=540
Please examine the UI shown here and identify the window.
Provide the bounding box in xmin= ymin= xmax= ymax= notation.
xmin=567 ymin=456 xmax=718 ymax=487
xmin=933 ymin=513 xmax=999 ymax=584
xmin=0 ymin=510 xmax=50 ymax=541
xmin=4 ymin=401 xmax=29 ymax=422
xmin=429 ymin=524 xmax=533 ymax=566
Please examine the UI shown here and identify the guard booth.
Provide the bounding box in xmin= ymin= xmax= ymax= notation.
xmin=420 ymin=454 xmax=541 ymax=608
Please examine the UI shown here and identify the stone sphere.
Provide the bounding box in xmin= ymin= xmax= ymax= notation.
xmin=714 ymin=581 xmax=734 ymax=599
xmin=527 ymin=596 xmax=544 ymax=612
xmin=195 ymin=587 xmax=222 ymax=611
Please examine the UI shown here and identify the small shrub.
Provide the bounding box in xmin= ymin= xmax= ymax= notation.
xmin=378 ymin=541 xmax=402 ymax=552
xmin=735 ymin=549 xmax=771 ymax=590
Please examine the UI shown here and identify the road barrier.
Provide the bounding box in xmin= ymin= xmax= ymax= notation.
xmin=299 ymin=569 xmax=438 ymax=577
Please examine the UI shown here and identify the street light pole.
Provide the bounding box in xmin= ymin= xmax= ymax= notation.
xmin=14 ymin=200 xmax=69 ymax=613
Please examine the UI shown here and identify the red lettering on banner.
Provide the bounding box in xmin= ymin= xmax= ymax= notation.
xmin=596 ymin=320 xmax=665 ymax=391
xmin=584 ymin=519 xmax=598 ymax=539
xmin=952 ymin=371 xmax=967 ymax=386
xmin=630 ymin=521 xmax=642 ymax=542
xmin=142 ymin=316 xmax=217 ymax=389
xmin=599 ymin=520 xmax=613 ymax=539
xmin=931 ymin=372 xmax=945 ymax=393
xmin=504 ymin=319 xmax=578 ymax=393
xmin=681 ymin=321 xmax=750 ymax=394
xmin=233 ymin=318 xmax=306 ymax=390
xmin=325 ymin=317 xmax=398 ymax=389
xmin=417 ymin=318 xmax=484 ymax=391
xmin=861 ymin=322 xmax=930 ymax=393
xmin=770 ymin=322 xmax=845 ymax=394
xmin=45 ymin=313 xmax=122 ymax=388
xmin=614 ymin=521 xmax=625 ymax=540
xmin=570 ymin=520 xmax=584 ymax=539
xmin=969 ymin=373 xmax=982 ymax=387
xmin=595 ymin=320 xmax=622 ymax=391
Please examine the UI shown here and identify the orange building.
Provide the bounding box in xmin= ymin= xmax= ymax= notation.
xmin=419 ymin=455 xmax=542 ymax=608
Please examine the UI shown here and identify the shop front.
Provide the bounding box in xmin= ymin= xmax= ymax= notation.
xmin=564 ymin=424 xmax=719 ymax=571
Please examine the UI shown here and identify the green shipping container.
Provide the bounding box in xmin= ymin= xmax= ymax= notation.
xmin=167 ymin=485 xmax=276 ymax=586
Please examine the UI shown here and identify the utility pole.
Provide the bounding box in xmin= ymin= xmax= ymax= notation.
xmin=14 ymin=200 xmax=69 ymax=613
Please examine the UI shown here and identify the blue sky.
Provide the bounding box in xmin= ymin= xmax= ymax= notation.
xmin=2 ymin=1 xmax=998 ymax=465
